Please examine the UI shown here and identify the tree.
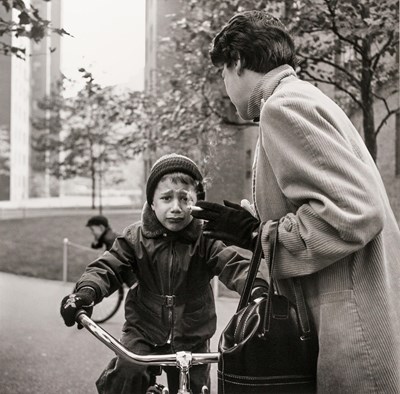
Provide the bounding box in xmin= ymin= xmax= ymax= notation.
xmin=0 ymin=0 xmax=69 ymax=59
xmin=142 ymin=0 xmax=398 ymax=165
xmin=138 ymin=0 xmax=261 ymax=183
xmin=32 ymin=71 xmax=140 ymax=212
xmin=281 ymin=0 xmax=399 ymax=161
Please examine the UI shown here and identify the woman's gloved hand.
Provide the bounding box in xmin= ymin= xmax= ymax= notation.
xmin=191 ymin=200 xmax=260 ymax=250
xmin=60 ymin=287 xmax=96 ymax=329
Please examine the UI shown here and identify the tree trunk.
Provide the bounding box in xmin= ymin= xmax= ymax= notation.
xmin=98 ymin=165 xmax=103 ymax=215
xmin=360 ymin=36 xmax=376 ymax=161
xmin=91 ymin=165 xmax=96 ymax=210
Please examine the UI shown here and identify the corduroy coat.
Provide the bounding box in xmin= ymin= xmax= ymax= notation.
xmin=248 ymin=65 xmax=400 ymax=393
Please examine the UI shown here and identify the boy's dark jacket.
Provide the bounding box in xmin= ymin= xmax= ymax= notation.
xmin=76 ymin=204 xmax=266 ymax=350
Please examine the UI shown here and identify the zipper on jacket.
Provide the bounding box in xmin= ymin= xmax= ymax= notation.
xmin=166 ymin=243 xmax=175 ymax=345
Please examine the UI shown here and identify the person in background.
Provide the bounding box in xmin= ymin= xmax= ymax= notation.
xmin=191 ymin=10 xmax=400 ymax=393
xmin=86 ymin=215 xmax=119 ymax=252
xmin=86 ymin=215 xmax=136 ymax=288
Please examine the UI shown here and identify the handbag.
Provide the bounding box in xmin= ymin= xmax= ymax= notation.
xmin=218 ymin=221 xmax=318 ymax=393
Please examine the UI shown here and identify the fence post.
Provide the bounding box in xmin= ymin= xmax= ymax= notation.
xmin=63 ymin=238 xmax=69 ymax=282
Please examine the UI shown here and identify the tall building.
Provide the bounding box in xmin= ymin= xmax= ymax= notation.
xmin=0 ymin=5 xmax=31 ymax=202
xmin=30 ymin=0 xmax=62 ymax=198
xmin=0 ymin=0 xmax=62 ymax=202
xmin=145 ymin=0 xmax=181 ymax=93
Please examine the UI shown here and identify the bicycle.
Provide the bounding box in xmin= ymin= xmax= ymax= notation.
xmin=91 ymin=285 xmax=126 ymax=324
xmin=76 ymin=309 xmax=219 ymax=394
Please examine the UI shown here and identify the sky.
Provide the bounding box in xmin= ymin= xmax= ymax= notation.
xmin=60 ymin=0 xmax=146 ymax=95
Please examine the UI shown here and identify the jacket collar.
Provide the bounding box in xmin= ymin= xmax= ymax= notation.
xmin=141 ymin=202 xmax=202 ymax=242
xmin=247 ymin=64 xmax=297 ymax=120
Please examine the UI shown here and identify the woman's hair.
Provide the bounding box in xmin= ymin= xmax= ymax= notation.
xmin=210 ymin=10 xmax=297 ymax=73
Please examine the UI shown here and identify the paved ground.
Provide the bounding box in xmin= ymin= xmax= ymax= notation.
xmin=0 ymin=272 xmax=238 ymax=394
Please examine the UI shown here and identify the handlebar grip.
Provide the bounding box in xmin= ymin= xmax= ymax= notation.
xmin=75 ymin=308 xmax=88 ymax=324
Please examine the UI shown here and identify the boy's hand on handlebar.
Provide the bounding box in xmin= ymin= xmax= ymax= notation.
xmin=60 ymin=287 xmax=96 ymax=329
xmin=191 ymin=200 xmax=260 ymax=250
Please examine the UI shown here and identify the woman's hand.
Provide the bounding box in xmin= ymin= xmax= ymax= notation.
xmin=191 ymin=200 xmax=260 ymax=250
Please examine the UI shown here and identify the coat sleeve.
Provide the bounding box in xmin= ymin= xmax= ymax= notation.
xmin=206 ymin=240 xmax=269 ymax=295
xmin=259 ymin=91 xmax=385 ymax=279
xmin=76 ymin=225 xmax=138 ymax=301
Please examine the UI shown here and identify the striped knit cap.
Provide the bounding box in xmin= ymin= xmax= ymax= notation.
xmin=146 ymin=153 xmax=204 ymax=204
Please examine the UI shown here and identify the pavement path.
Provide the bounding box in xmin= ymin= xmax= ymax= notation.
xmin=0 ymin=272 xmax=238 ymax=394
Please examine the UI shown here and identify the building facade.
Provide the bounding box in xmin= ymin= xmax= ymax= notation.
xmin=0 ymin=5 xmax=31 ymax=202
xmin=0 ymin=0 xmax=62 ymax=202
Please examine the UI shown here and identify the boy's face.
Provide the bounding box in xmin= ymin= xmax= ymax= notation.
xmin=88 ymin=225 xmax=105 ymax=240
xmin=151 ymin=177 xmax=197 ymax=232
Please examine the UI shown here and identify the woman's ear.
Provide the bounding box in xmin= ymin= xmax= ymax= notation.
xmin=151 ymin=202 xmax=155 ymax=211
xmin=234 ymin=57 xmax=243 ymax=76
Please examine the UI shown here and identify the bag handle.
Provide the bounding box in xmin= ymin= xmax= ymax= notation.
xmin=262 ymin=220 xmax=312 ymax=338
xmin=236 ymin=222 xmax=266 ymax=312
xmin=236 ymin=220 xmax=313 ymax=339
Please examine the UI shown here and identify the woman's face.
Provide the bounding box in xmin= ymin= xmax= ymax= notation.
xmin=223 ymin=63 xmax=250 ymax=120
xmin=151 ymin=178 xmax=197 ymax=232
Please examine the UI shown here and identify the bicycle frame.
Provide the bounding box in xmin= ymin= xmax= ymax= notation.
xmin=76 ymin=310 xmax=219 ymax=394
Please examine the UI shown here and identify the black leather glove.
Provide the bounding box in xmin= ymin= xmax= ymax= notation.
xmin=60 ymin=287 xmax=96 ymax=329
xmin=191 ymin=200 xmax=260 ymax=250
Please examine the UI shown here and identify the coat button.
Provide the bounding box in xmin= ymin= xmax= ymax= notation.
xmin=283 ymin=219 xmax=293 ymax=232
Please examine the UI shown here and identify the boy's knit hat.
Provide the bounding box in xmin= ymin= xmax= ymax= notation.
xmin=146 ymin=153 xmax=204 ymax=205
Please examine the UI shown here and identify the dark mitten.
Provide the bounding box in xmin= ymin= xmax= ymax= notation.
xmin=60 ymin=287 xmax=96 ymax=329
xmin=191 ymin=200 xmax=260 ymax=250
xmin=91 ymin=240 xmax=103 ymax=249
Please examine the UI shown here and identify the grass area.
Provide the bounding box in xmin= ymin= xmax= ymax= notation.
xmin=0 ymin=212 xmax=140 ymax=282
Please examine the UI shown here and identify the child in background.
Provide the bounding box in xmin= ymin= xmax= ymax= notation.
xmin=60 ymin=153 xmax=268 ymax=394
xmin=86 ymin=215 xmax=118 ymax=251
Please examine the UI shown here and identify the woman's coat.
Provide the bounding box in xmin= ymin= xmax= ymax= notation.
xmin=250 ymin=65 xmax=400 ymax=393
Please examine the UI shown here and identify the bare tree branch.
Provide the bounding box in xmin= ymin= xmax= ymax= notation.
xmin=375 ymin=108 xmax=400 ymax=136
xmin=323 ymin=0 xmax=363 ymax=54
xmin=297 ymin=53 xmax=362 ymax=87
xmin=301 ymin=69 xmax=363 ymax=109
xmin=371 ymin=32 xmax=395 ymax=71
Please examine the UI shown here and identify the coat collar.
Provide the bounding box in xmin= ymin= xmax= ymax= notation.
xmin=247 ymin=65 xmax=297 ymax=120
xmin=141 ymin=202 xmax=202 ymax=242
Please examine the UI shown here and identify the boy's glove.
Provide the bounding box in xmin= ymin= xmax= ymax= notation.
xmin=191 ymin=200 xmax=260 ymax=250
xmin=60 ymin=287 xmax=96 ymax=329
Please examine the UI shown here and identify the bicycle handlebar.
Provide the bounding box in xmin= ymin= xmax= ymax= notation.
xmin=76 ymin=310 xmax=220 ymax=367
